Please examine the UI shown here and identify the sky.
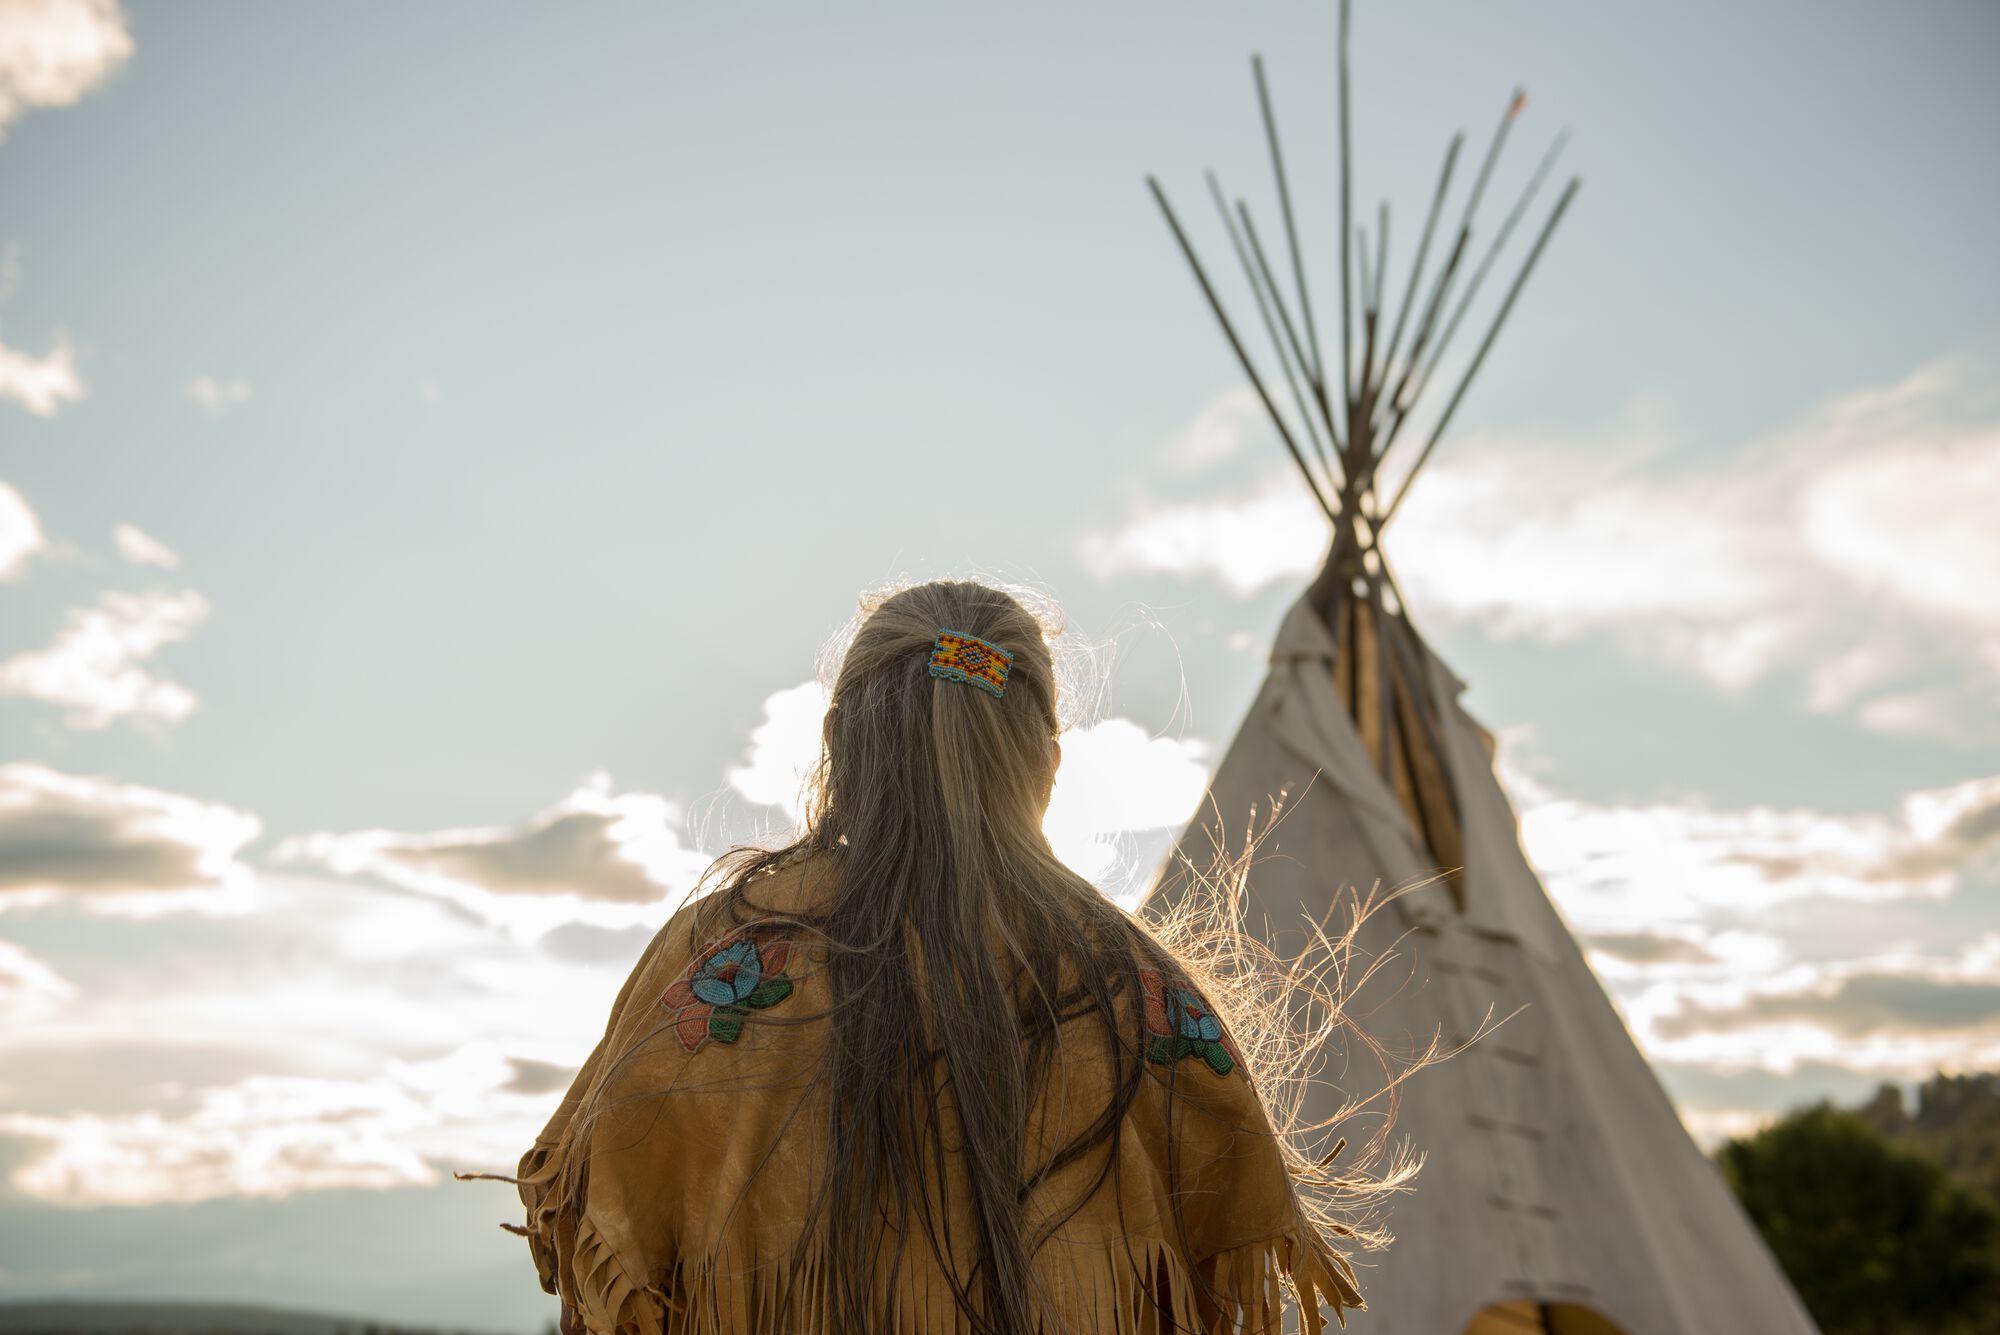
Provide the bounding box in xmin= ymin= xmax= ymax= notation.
xmin=1 ymin=0 xmax=1998 ymax=1327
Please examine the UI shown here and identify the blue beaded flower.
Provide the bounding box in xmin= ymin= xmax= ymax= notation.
xmin=663 ymin=927 xmax=794 ymax=1051
xmin=1141 ymin=968 xmax=1240 ymax=1077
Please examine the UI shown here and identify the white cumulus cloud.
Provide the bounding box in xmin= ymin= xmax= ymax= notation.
xmin=0 ymin=330 xmax=83 ymax=416
xmin=725 ymin=679 xmax=831 ymax=823
xmin=112 ymin=522 xmax=180 ymax=570
xmin=1043 ymin=717 xmax=1212 ymax=887
xmin=275 ymin=775 xmax=715 ymax=934
xmin=1800 ymin=427 xmax=2000 ymax=641
xmin=725 ymin=680 xmax=1213 ymax=893
xmin=0 ymin=865 xmax=631 ymax=1205
xmin=1079 ymin=467 xmax=1329 ymax=597
xmin=0 ymin=1043 xmax=549 ymax=1206
xmin=0 ymin=478 xmax=44 ymax=578
xmin=1632 ymin=937 xmax=2000 ymax=1081
xmin=1161 ymin=384 xmax=1267 ymax=473
xmin=1487 ymin=732 xmax=2000 ymax=1107
xmin=0 ymin=937 xmax=75 ymax=1023
xmin=0 ymin=587 xmax=209 ymax=729
xmin=1083 ymin=352 xmax=2000 ymax=740
xmin=0 ymin=0 xmax=131 ymax=137
xmin=1506 ymin=750 xmax=2000 ymax=936
xmin=0 ymin=762 xmax=260 ymax=914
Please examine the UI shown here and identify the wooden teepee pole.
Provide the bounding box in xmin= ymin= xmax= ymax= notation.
xmin=1238 ymin=202 xmax=1347 ymax=464
xmin=1370 ymin=89 xmax=1523 ymax=479
xmin=1207 ymin=170 xmax=1337 ymax=495
xmin=1381 ymin=176 xmax=1581 ymax=528
xmin=1337 ymin=0 xmax=1356 ymax=431
xmin=1385 ymin=129 xmax=1569 ymax=451
xmin=1147 ymin=176 xmax=1341 ymax=523
xmin=1254 ymin=55 xmax=1332 ymax=415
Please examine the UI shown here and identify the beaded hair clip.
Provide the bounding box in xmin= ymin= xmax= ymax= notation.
xmin=927 ymin=629 xmax=1013 ymax=698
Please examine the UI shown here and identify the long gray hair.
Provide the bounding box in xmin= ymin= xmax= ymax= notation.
xmin=692 ymin=578 xmax=1416 ymax=1333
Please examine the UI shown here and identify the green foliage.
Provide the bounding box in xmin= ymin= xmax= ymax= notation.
xmin=1859 ymin=1072 xmax=2000 ymax=1204
xmin=1720 ymin=1102 xmax=2000 ymax=1335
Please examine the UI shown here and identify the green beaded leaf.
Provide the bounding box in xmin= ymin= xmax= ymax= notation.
xmin=744 ymin=976 xmax=792 ymax=1010
xmin=708 ymin=1011 xmax=746 ymax=1045
xmin=1147 ymin=1030 xmax=1236 ymax=1078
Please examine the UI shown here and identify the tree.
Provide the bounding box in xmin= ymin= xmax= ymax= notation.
xmin=1865 ymin=1073 xmax=2000 ymax=1205
xmin=1720 ymin=1103 xmax=2000 ymax=1335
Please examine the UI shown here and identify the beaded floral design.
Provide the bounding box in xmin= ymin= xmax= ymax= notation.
xmin=662 ymin=925 xmax=795 ymax=1052
xmin=1140 ymin=968 xmax=1241 ymax=1077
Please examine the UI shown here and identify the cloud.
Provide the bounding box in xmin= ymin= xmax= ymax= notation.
xmin=0 ymin=763 xmax=260 ymax=913
xmin=1582 ymin=931 xmax=1720 ymax=967
xmin=184 ymin=375 xmax=250 ymax=417
xmin=1655 ymin=968 xmax=2000 ymax=1044
xmin=724 ymin=680 xmax=1213 ymax=891
xmin=1577 ymin=923 xmax=1788 ymax=989
xmin=1630 ymin=937 xmax=2000 ymax=1082
xmin=1497 ymin=730 xmax=2000 ymax=1096
xmin=0 ymin=480 xmax=43 ymax=579
xmin=502 ymin=1057 xmax=576 ymax=1096
xmin=1503 ymin=744 xmax=2000 ymax=934
xmin=0 ymin=331 xmax=82 ymax=416
xmin=1161 ymin=384 xmax=1267 ymax=473
xmin=0 ymin=1044 xmax=549 ymax=1206
xmin=1801 ymin=429 xmax=2000 ymax=641
xmin=0 ymin=587 xmax=209 ymax=729
xmin=0 ymin=863 xmax=640 ymax=1204
xmin=1043 ymin=717 xmax=1212 ymax=887
xmin=725 ymin=680 xmax=830 ymax=823
xmin=0 ymin=0 xmax=130 ymax=137
xmin=276 ymin=775 xmax=715 ymax=929
xmin=535 ymin=920 xmax=655 ymax=965
xmin=0 ymin=938 xmax=74 ymax=1024
xmin=1083 ymin=352 xmax=2000 ymax=739
xmin=1466 ymin=735 xmax=2000 ymax=1116
xmin=1079 ymin=467 xmax=1327 ymax=596
xmin=112 ymin=523 xmax=180 ymax=570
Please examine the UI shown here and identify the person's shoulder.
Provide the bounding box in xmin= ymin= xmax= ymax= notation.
xmin=748 ymin=843 xmax=840 ymax=916
xmin=660 ymin=845 xmax=833 ymax=938
xmin=588 ymin=851 xmax=830 ymax=1072
xmin=595 ymin=849 xmax=822 ymax=1024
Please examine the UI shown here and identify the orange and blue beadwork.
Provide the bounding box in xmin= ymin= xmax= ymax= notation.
xmin=927 ymin=629 xmax=1013 ymax=698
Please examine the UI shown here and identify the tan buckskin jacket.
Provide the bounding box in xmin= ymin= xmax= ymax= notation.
xmin=513 ymin=850 xmax=1360 ymax=1334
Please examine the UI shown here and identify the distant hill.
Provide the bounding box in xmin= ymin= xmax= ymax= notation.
xmin=0 ymin=1302 xmax=534 ymax=1335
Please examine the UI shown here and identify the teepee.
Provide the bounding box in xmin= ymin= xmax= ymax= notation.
xmin=1139 ymin=8 xmax=1818 ymax=1334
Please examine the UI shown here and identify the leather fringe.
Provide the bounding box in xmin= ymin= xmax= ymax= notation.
xmin=533 ymin=1210 xmax=1362 ymax=1335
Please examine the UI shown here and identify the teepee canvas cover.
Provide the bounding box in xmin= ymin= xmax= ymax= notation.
xmin=1149 ymin=595 xmax=1818 ymax=1334
xmin=1139 ymin=7 xmax=1818 ymax=1332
